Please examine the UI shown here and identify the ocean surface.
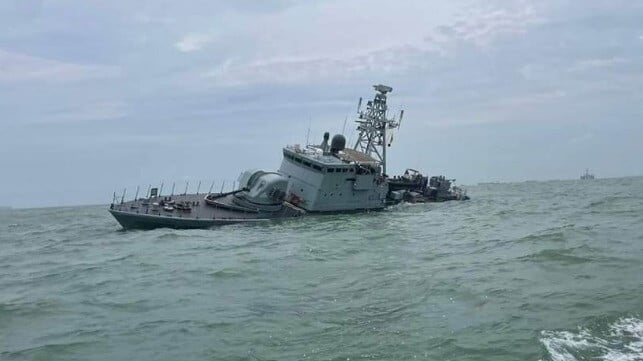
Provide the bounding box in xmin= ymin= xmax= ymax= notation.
xmin=1 ymin=177 xmax=642 ymax=361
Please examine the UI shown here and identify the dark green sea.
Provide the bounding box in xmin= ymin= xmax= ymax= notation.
xmin=1 ymin=177 xmax=642 ymax=361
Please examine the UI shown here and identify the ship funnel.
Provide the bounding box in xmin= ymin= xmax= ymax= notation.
xmin=330 ymin=134 xmax=346 ymax=154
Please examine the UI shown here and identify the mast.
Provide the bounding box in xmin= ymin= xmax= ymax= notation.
xmin=353 ymin=84 xmax=403 ymax=176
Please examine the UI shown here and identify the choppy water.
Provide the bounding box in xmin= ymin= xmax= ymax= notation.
xmin=1 ymin=177 xmax=642 ymax=361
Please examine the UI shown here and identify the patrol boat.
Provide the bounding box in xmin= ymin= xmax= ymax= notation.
xmin=109 ymin=84 xmax=402 ymax=229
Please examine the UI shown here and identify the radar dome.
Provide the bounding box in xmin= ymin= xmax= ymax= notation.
xmin=330 ymin=134 xmax=346 ymax=153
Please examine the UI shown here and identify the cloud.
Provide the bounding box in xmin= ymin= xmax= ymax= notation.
xmin=204 ymin=45 xmax=424 ymax=86
xmin=569 ymin=133 xmax=594 ymax=144
xmin=569 ymin=57 xmax=628 ymax=72
xmin=502 ymin=89 xmax=567 ymax=106
xmin=435 ymin=5 xmax=545 ymax=47
xmin=3 ymin=0 xmax=643 ymax=208
xmin=203 ymin=3 xmax=545 ymax=87
xmin=132 ymin=14 xmax=175 ymax=25
xmin=175 ymin=33 xmax=212 ymax=53
xmin=519 ymin=64 xmax=546 ymax=80
xmin=0 ymin=49 xmax=121 ymax=83
xmin=33 ymin=101 xmax=129 ymax=124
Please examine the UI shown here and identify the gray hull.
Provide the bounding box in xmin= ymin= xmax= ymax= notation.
xmin=109 ymin=209 xmax=270 ymax=230
xmin=109 ymin=192 xmax=304 ymax=230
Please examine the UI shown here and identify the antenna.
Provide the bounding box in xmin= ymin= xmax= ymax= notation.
xmin=357 ymin=97 xmax=362 ymax=113
xmin=342 ymin=115 xmax=348 ymax=135
xmin=398 ymin=109 xmax=404 ymax=129
xmin=352 ymin=84 xmax=402 ymax=176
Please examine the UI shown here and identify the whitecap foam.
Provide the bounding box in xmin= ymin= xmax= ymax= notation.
xmin=540 ymin=317 xmax=643 ymax=361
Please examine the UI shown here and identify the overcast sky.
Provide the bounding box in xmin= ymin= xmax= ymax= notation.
xmin=1 ymin=0 xmax=642 ymax=208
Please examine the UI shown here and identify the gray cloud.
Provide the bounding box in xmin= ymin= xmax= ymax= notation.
xmin=1 ymin=0 xmax=642 ymax=207
xmin=0 ymin=49 xmax=121 ymax=83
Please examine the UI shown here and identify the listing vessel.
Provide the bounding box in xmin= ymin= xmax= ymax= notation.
xmin=109 ymin=84 xmax=403 ymax=229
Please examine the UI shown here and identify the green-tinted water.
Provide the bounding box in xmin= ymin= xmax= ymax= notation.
xmin=1 ymin=178 xmax=642 ymax=360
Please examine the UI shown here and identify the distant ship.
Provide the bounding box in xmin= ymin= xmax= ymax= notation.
xmin=580 ymin=168 xmax=595 ymax=180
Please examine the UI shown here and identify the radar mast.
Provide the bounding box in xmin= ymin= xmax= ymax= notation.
xmin=353 ymin=84 xmax=403 ymax=176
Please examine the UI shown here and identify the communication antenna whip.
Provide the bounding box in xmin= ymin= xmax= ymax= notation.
xmin=342 ymin=115 xmax=348 ymax=135
xmin=398 ymin=109 xmax=405 ymax=129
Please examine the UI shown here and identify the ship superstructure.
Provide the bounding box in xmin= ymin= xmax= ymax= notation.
xmin=109 ymin=85 xmax=399 ymax=229
xmin=580 ymin=169 xmax=595 ymax=180
xmin=279 ymin=133 xmax=388 ymax=212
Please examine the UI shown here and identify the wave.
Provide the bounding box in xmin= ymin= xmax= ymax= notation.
xmin=588 ymin=195 xmax=637 ymax=208
xmin=587 ymin=195 xmax=642 ymax=215
xmin=518 ymin=248 xmax=594 ymax=264
xmin=540 ymin=317 xmax=643 ymax=361
xmin=0 ymin=299 xmax=60 ymax=318
xmin=2 ymin=341 xmax=98 ymax=360
xmin=517 ymin=231 xmax=568 ymax=244
xmin=207 ymin=268 xmax=245 ymax=278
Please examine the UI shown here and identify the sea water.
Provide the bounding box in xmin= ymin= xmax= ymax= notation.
xmin=1 ymin=177 xmax=642 ymax=360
